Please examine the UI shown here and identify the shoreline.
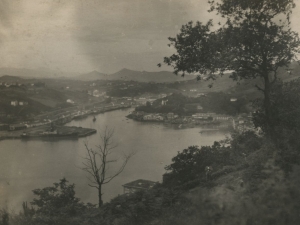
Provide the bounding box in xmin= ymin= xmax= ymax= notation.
xmin=126 ymin=114 xmax=233 ymax=129
xmin=0 ymin=105 xmax=130 ymax=142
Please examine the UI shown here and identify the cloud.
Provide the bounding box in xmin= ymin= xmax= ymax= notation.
xmin=1 ymin=0 xmax=300 ymax=74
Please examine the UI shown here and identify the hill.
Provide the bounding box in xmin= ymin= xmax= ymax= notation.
xmin=78 ymin=68 xmax=196 ymax=83
xmin=0 ymin=75 xmax=24 ymax=82
xmin=76 ymin=70 xmax=109 ymax=81
xmin=0 ymin=67 xmax=79 ymax=79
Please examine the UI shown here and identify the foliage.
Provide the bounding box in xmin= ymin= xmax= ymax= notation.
xmin=30 ymin=178 xmax=94 ymax=225
xmin=164 ymin=131 xmax=263 ymax=188
xmin=0 ymin=209 xmax=9 ymax=225
xmin=164 ymin=142 xmax=232 ymax=187
xmin=164 ymin=0 xmax=300 ymax=135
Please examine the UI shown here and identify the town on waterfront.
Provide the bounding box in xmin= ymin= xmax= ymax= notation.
xmin=0 ymin=76 xmax=258 ymax=142
xmin=1 ymin=0 xmax=300 ymax=225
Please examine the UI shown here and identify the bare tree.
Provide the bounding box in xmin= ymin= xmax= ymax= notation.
xmin=81 ymin=127 xmax=135 ymax=207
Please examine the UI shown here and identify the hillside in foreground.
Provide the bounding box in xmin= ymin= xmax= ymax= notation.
xmin=3 ymin=129 xmax=300 ymax=225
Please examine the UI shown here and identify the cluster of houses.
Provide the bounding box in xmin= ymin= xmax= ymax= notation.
xmin=0 ymin=82 xmax=23 ymax=87
xmin=0 ymin=82 xmax=45 ymax=88
xmin=11 ymin=100 xmax=29 ymax=106
xmin=130 ymin=110 xmax=241 ymax=127
xmin=133 ymin=111 xmax=229 ymax=122
xmin=192 ymin=113 xmax=232 ymax=121
xmin=110 ymin=94 xmax=169 ymax=107
xmin=87 ymin=90 xmax=107 ymax=97
xmin=143 ymin=114 xmax=164 ymax=121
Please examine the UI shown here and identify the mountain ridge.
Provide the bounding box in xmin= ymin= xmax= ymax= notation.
xmin=77 ymin=68 xmax=196 ymax=83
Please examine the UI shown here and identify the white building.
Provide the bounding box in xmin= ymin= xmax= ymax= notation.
xmin=11 ymin=101 xmax=18 ymax=106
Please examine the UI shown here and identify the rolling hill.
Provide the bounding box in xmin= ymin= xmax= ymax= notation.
xmin=77 ymin=68 xmax=196 ymax=83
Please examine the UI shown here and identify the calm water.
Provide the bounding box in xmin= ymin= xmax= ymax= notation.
xmin=0 ymin=109 xmax=228 ymax=210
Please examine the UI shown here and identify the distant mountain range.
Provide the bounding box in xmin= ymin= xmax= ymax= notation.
xmin=76 ymin=68 xmax=196 ymax=83
xmin=1 ymin=62 xmax=300 ymax=83
xmin=0 ymin=67 xmax=79 ymax=79
xmin=0 ymin=67 xmax=195 ymax=83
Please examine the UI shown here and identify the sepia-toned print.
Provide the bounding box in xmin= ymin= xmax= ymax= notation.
xmin=0 ymin=0 xmax=300 ymax=224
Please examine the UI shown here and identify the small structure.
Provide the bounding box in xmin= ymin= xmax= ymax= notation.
xmin=214 ymin=115 xmax=231 ymax=121
xmin=192 ymin=113 xmax=216 ymax=120
xmin=161 ymin=99 xmax=168 ymax=106
xmin=205 ymin=166 xmax=213 ymax=180
xmin=66 ymin=99 xmax=75 ymax=104
xmin=230 ymin=98 xmax=237 ymax=102
xmin=167 ymin=112 xmax=175 ymax=120
xmin=19 ymin=101 xmax=28 ymax=106
xmin=11 ymin=101 xmax=18 ymax=106
xmin=122 ymin=179 xmax=157 ymax=194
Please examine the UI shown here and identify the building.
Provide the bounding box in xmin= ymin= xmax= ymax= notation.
xmin=167 ymin=113 xmax=175 ymax=120
xmin=161 ymin=100 xmax=168 ymax=106
xmin=167 ymin=113 xmax=178 ymax=120
xmin=19 ymin=101 xmax=28 ymax=106
xmin=135 ymin=98 xmax=147 ymax=105
xmin=143 ymin=114 xmax=154 ymax=121
xmin=192 ymin=113 xmax=216 ymax=119
xmin=143 ymin=114 xmax=164 ymax=121
xmin=196 ymin=93 xmax=206 ymax=97
xmin=11 ymin=101 xmax=18 ymax=106
xmin=66 ymin=99 xmax=75 ymax=104
xmin=122 ymin=179 xmax=157 ymax=194
xmin=214 ymin=115 xmax=231 ymax=121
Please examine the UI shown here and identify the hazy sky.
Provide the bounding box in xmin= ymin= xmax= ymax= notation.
xmin=0 ymin=0 xmax=300 ymax=75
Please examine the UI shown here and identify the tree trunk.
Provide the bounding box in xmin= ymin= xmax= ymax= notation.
xmin=264 ymin=73 xmax=276 ymax=140
xmin=98 ymin=185 xmax=103 ymax=207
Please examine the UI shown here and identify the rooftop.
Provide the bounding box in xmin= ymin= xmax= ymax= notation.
xmin=122 ymin=179 xmax=157 ymax=190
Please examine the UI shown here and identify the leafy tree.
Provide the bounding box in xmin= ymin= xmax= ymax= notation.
xmin=163 ymin=0 xmax=300 ymax=137
xmin=164 ymin=142 xmax=231 ymax=187
xmin=0 ymin=209 xmax=9 ymax=225
xmin=31 ymin=178 xmax=91 ymax=225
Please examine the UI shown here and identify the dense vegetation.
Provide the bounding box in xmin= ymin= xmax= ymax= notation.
xmin=2 ymin=124 xmax=300 ymax=225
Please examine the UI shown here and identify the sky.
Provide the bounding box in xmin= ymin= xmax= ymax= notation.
xmin=0 ymin=0 xmax=300 ymax=75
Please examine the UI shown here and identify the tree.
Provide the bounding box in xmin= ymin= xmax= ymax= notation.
xmin=164 ymin=142 xmax=231 ymax=187
xmin=82 ymin=127 xmax=135 ymax=207
xmin=252 ymin=78 xmax=300 ymax=167
xmin=163 ymin=0 xmax=300 ymax=137
xmin=31 ymin=178 xmax=91 ymax=225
